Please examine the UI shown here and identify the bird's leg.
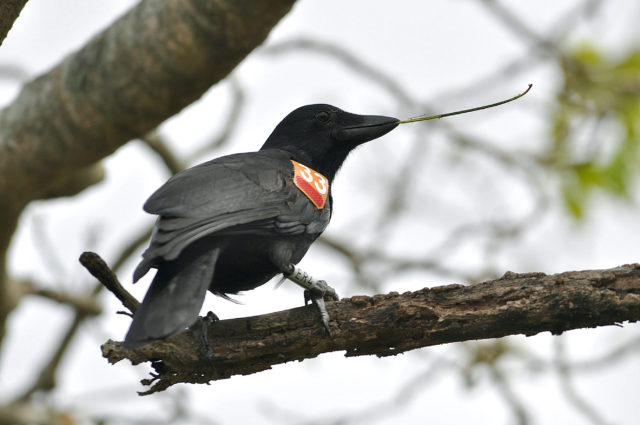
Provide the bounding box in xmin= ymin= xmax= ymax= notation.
xmin=189 ymin=311 xmax=219 ymax=369
xmin=284 ymin=264 xmax=339 ymax=336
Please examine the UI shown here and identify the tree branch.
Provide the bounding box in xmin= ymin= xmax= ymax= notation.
xmin=0 ymin=0 xmax=297 ymax=205
xmin=0 ymin=0 xmax=28 ymax=47
xmin=17 ymin=280 xmax=102 ymax=316
xmin=98 ymin=263 xmax=640 ymax=395
xmin=79 ymin=252 xmax=139 ymax=314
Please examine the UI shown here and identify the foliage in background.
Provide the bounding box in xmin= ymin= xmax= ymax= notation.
xmin=553 ymin=43 xmax=640 ymax=217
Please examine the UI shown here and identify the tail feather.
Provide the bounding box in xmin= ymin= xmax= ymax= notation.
xmin=124 ymin=247 xmax=220 ymax=349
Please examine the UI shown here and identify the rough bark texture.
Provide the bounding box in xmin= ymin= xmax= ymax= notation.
xmin=0 ymin=0 xmax=295 ymax=221
xmin=0 ymin=0 xmax=297 ymax=342
xmin=0 ymin=0 xmax=27 ymax=47
xmin=0 ymin=0 xmax=296 ymax=205
xmin=101 ymin=264 xmax=640 ymax=395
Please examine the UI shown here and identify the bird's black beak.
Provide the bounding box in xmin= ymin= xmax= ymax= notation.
xmin=333 ymin=113 xmax=399 ymax=144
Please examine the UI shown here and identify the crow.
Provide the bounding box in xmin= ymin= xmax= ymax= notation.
xmin=124 ymin=104 xmax=398 ymax=348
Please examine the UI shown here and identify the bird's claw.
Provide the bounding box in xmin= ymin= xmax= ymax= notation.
xmin=189 ymin=311 xmax=219 ymax=369
xmin=303 ymin=281 xmax=338 ymax=336
xmin=308 ymin=294 xmax=331 ymax=335
xmin=285 ymin=265 xmax=338 ymax=336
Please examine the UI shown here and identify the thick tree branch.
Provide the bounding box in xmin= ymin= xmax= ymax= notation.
xmin=98 ymin=263 xmax=640 ymax=395
xmin=35 ymin=163 xmax=105 ymax=200
xmin=0 ymin=0 xmax=296 ymax=205
xmin=0 ymin=0 xmax=28 ymax=47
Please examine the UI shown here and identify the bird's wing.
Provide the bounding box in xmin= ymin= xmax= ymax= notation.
xmin=134 ymin=150 xmax=331 ymax=279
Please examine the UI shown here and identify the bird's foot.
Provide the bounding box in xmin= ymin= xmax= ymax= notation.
xmin=189 ymin=311 xmax=219 ymax=369
xmin=304 ymin=283 xmax=338 ymax=336
xmin=285 ymin=264 xmax=339 ymax=336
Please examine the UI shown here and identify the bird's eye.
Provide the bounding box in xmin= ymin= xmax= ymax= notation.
xmin=315 ymin=112 xmax=330 ymax=123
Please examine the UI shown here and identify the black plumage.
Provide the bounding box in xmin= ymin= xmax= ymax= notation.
xmin=125 ymin=104 xmax=397 ymax=348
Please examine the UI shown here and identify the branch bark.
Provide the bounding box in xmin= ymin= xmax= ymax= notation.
xmin=99 ymin=263 xmax=640 ymax=395
xmin=0 ymin=0 xmax=296 ymax=206
xmin=0 ymin=0 xmax=28 ymax=47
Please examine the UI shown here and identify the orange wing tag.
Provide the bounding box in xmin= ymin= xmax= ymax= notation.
xmin=291 ymin=160 xmax=329 ymax=209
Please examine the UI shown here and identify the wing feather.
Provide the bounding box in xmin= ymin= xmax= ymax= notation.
xmin=134 ymin=150 xmax=330 ymax=280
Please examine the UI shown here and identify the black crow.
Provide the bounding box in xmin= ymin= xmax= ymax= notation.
xmin=124 ymin=104 xmax=398 ymax=348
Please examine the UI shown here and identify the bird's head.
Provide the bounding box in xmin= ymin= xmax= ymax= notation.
xmin=261 ymin=104 xmax=398 ymax=181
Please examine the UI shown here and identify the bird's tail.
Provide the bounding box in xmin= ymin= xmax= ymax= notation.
xmin=124 ymin=247 xmax=220 ymax=349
